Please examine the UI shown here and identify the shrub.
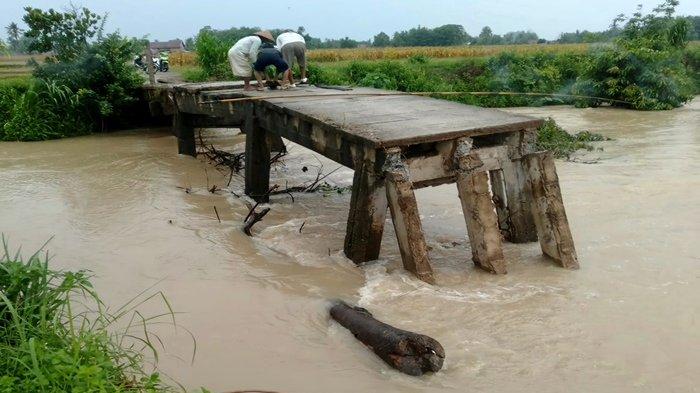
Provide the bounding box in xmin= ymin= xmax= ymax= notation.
xmin=345 ymin=61 xmax=434 ymax=92
xmin=572 ymin=1 xmax=695 ymax=110
xmin=407 ymin=54 xmax=430 ymax=64
xmin=33 ymin=33 xmax=143 ymax=127
xmin=0 ymin=79 xmax=30 ymax=127
xmin=0 ymin=7 xmax=145 ymax=140
xmin=181 ymin=67 xmax=210 ymax=83
xmin=195 ymin=31 xmax=232 ymax=80
xmin=0 ymin=34 xmax=143 ymax=140
xmin=573 ymin=45 xmax=694 ymax=110
xmin=1 ymin=79 xmax=92 ymax=141
xmin=683 ymin=45 xmax=700 ymax=93
xmin=306 ymin=63 xmax=348 ymax=86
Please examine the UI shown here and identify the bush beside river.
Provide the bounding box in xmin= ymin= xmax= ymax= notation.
xmin=0 ymin=7 xmax=144 ymax=142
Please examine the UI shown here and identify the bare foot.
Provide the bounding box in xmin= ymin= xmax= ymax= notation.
xmin=255 ymin=86 xmax=265 ymax=91
xmin=244 ymin=86 xmax=255 ymax=91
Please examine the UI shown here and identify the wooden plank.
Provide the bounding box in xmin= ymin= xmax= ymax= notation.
xmin=499 ymin=131 xmax=538 ymax=243
xmin=489 ymin=169 xmax=510 ymax=237
xmin=202 ymin=87 xmax=542 ymax=147
xmin=268 ymin=92 xmax=543 ymax=148
xmin=406 ymin=144 xmax=508 ymax=188
xmin=255 ymin=103 xmax=363 ymax=169
xmin=175 ymin=81 xmax=247 ymax=94
xmin=523 ymin=152 xmax=579 ymax=269
xmin=454 ymin=138 xmax=507 ymax=274
xmin=244 ymin=104 xmax=271 ymax=202
xmin=344 ymin=154 xmax=388 ymax=264
xmin=384 ymin=149 xmax=435 ymax=284
xmin=167 ymin=85 xmax=543 ymax=150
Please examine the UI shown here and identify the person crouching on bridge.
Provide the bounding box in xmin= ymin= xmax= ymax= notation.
xmin=252 ymin=42 xmax=291 ymax=91
xmin=276 ymin=30 xmax=308 ymax=85
xmin=228 ymin=30 xmax=275 ymax=91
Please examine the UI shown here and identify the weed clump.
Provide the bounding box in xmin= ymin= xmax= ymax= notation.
xmin=536 ymin=118 xmax=610 ymax=159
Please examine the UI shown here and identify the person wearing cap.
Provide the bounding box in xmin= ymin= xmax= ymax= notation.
xmin=276 ymin=30 xmax=308 ymax=85
xmin=253 ymin=42 xmax=291 ymax=90
xmin=228 ymin=30 xmax=274 ymax=91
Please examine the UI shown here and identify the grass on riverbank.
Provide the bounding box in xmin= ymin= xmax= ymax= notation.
xmin=0 ymin=240 xmax=181 ymax=392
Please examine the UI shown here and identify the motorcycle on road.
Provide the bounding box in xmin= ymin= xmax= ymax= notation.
xmin=133 ymin=53 xmax=169 ymax=73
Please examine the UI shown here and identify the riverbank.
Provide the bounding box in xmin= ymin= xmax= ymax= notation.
xmin=1 ymin=98 xmax=697 ymax=392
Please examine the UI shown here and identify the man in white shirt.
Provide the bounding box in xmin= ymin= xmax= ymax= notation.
xmin=228 ymin=31 xmax=274 ymax=91
xmin=276 ymin=31 xmax=308 ymax=85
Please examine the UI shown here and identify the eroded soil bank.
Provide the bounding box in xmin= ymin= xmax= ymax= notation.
xmin=0 ymin=99 xmax=698 ymax=392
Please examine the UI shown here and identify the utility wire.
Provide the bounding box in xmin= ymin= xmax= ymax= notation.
xmin=200 ymin=91 xmax=631 ymax=106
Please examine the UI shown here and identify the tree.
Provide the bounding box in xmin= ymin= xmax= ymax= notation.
xmin=477 ymin=26 xmax=504 ymax=45
xmin=23 ymin=6 xmax=102 ymax=61
xmin=432 ymin=24 xmax=469 ymax=46
xmin=339 ymin=37 xmax=359 ymax=48
xmin=502 ymin=30 xmax=539 ymax=44
xmin=389 ymin=24 xmax=468 ymax=47
xmin=478 ymin=26 xmax=493 ymax=43
xmin=373 ymin=32 xmax=391 ymax=47
xmin=184 ymin=37 xmax=195 ymax=50
xmin=6 ymin=23 xmax=22 ymax=52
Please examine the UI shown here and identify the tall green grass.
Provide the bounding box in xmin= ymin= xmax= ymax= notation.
xmin=0 ymin=238 xmax=184 ymax=392
xmin=0 ymin=79 xmax=93 ymax=141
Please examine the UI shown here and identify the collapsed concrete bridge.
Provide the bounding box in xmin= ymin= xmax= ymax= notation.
xmin=145 ymin=82 xmax=579 ymax=284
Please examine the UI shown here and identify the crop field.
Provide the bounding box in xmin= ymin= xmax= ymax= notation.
xmin=0 ymin=54 xmax=44 ymax=81
xmin=306 ymin=43 xmax=593 ymax=61
xmin=169 ymin=43 xmax=595 ymax=66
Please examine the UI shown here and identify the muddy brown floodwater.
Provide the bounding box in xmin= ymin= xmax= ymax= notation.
xmin=1 ymin=99 xmax=698 ymax=392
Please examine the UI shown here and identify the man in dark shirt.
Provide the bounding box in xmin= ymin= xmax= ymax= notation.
xmin=253 ymin=42 xmax=291 ymax=90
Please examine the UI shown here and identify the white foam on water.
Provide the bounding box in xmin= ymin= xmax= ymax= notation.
xmin=359 ymin=261 xmax=568 ymax=309
xmin=257 ymin=216 xmax=352 ymax=268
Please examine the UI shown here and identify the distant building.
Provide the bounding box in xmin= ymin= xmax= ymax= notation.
xmin=149 ymin=39 xmax=187 ymax=53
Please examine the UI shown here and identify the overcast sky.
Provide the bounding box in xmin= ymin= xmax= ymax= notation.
xmin=1 ymin=0 xmax=698 ymax=42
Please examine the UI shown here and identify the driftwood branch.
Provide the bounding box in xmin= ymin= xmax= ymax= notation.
xmin=198 ymin=131 xmax=246 ymax=175
xmin=243 ymin=208 xmax=270 ymax=236
xmin=242 ymin=185 xmax=278 ymax=236
xmin=198 ymin=131 xmax=288 ymax=191
xmin=329 ymin=300 xmax=444 ymax=376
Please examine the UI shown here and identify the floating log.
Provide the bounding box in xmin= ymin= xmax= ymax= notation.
xmin=329 ymin=300 xmax=444 ymax=376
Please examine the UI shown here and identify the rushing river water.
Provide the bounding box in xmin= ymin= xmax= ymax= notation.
xmin=1 ymin=99 xmax=698 ymax=392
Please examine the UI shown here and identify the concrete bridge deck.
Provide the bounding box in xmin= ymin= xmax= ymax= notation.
xmin=146 ymin=82 xmax=579 ymax=284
